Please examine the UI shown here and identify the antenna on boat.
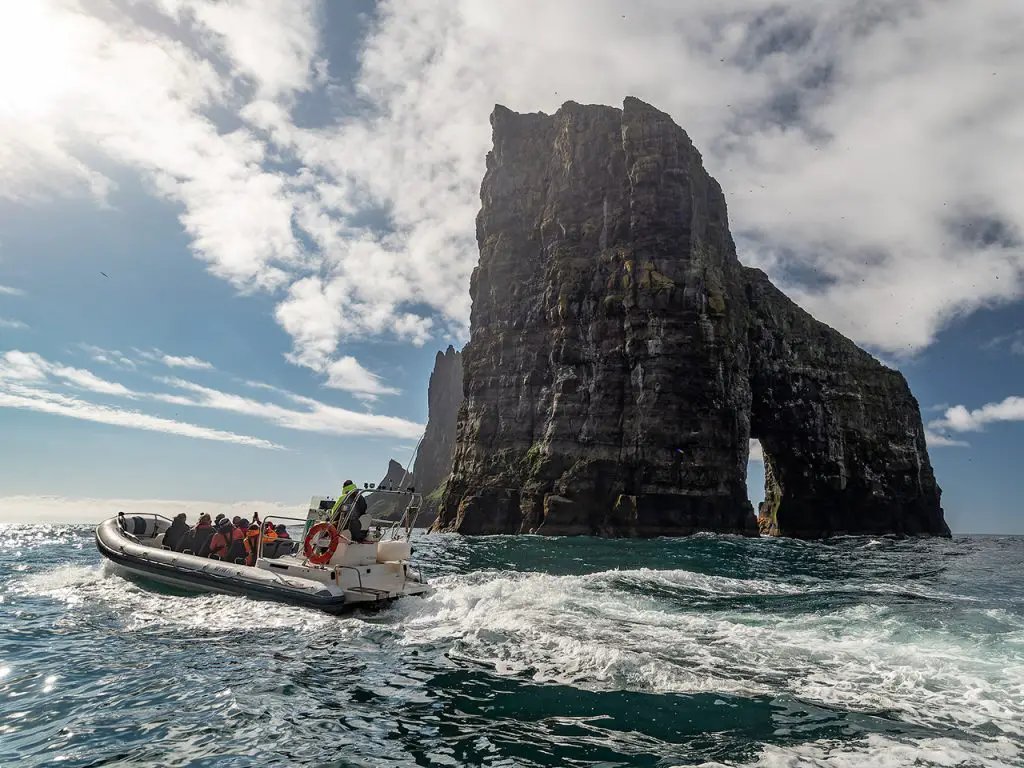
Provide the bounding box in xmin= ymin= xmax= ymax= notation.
xmin=400 ymin=433 xmax=424 ymax=492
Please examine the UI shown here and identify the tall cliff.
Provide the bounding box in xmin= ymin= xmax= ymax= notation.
xmin=412 ymin=346 xmax=463 ymax=521
xmin=436 ymin=97 xmax=949 ymax=539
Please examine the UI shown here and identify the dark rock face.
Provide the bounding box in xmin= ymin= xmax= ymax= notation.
xmin=436 ymin=97 xmax=949 ymax=539
xmin=744 ymin=269 xmax=950 ymax=537
xmin=412 ymin=346 xmax=463 ymax=524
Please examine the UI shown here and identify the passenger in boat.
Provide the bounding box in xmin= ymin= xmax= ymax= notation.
xmin=329 ymin=480 xmax=360 ymax=520
xmin=245 ymin=522 xmax=261 ymax=566
xmin=262 ymin=521 xmax=278 ymax=543
xmin=347 ymin=495 xmax=372 ymax=543
xmin=275 ymin=523 xmax=289 ymax=539
xmin=192 ymin=514 xmax=216 ymax=557
xmin=226 ymin=519 xmax=249 ymax=564
xmin=208 ymin=520 xmax=231 ymax=559
xmin=163 ymin=513 xmax=189 ymax=552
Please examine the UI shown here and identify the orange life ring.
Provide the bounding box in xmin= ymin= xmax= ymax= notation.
xmin=304 ymin=522 xmax=340 ymax=565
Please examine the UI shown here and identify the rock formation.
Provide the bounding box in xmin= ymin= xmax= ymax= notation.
xmin=434 ymin=97 xmax=949 ymax=539
xmin=744 ymin=269 xmax=948 ymax=537
xmin=412 ymin=345 xmax=463 ymax=524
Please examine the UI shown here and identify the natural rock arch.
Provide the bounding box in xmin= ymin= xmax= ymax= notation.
xmin=434 ymin=97 xmax=950 ymax=539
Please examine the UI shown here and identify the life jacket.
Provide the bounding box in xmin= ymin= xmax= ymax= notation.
xmin=262 ymin=529 xmax=278 ymax=543
xmin=208 ymin=531 xmax=229 ymax=558
xmin=226 ymin=527 xmax=248 ymax=563
xmin=245 ymin=528 xmax=260 ymax=565
xmin=330 ymin=482 xmax=359 ymax=518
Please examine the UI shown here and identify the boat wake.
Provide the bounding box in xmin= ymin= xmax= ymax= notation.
xmin=391 ymin=565 xmax=1024 ymax=764
xmin=4 ymin=525 xmax=1022 ymax=766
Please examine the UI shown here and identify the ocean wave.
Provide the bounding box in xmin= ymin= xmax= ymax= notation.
xmin=393 ymin=568 xmax=1024 ymax=745
xmin=4 ymin=525 xmax=1023 ymax=767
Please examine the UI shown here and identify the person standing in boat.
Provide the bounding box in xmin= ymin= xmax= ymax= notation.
xmin=330 ymin=480 xmax=371 ymax=542
xmin=329 ymin=480 xmax=360 ymax=518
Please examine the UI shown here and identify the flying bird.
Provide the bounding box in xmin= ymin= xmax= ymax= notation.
xmin=100 ymin=271 xmax=109 ymax=278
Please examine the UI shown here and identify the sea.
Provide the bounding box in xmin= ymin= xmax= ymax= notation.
xmin=1 ymin=524 xmax=1022 ymax=768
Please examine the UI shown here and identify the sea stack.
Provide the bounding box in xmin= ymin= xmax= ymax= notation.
xmin=412 ymin=345 xmax=464 ymax=524
xmin=436 ymin=97 xmax=949 ymax=539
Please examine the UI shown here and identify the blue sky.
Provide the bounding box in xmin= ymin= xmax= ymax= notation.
xmin=1 ymin=1 xmax=1022 ymax=533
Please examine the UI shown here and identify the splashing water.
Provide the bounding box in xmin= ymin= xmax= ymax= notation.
xmin=1 ymin=523 xmax=1021 ymax=766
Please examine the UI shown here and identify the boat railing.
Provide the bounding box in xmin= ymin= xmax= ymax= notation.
xmin=254 ymin=514 xmax=307 ymax=563
xmin=329 ymin=487 xmax=422 ymax=543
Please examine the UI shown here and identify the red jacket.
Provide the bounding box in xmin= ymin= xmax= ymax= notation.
xmin=208 ymin=531 xmax=229 ymax=558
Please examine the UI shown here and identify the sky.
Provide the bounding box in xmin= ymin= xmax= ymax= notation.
xmin=0 ymin=1 xmax=1022 ymax=533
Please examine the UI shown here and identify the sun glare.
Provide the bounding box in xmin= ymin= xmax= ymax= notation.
xmin=0 ymin=3 xmax=79 ymax=119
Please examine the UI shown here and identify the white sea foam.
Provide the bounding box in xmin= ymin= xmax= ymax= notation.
xmin=11 ymin=535 xmax=1023 ymax=766
xmin=12 ymin=563 xmax=336 ymax=633
xmin=395 ymin=566 xmax=1024 ymax=759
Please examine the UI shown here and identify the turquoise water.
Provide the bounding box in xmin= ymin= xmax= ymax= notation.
xmin=1 ymin=525 xmax=1022 ymax=767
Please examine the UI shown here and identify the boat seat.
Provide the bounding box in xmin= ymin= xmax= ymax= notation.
xmin=261 ymin=539 xmax=298 ymax=559
xmin=120 ymin=514 xmax=159 ymax=538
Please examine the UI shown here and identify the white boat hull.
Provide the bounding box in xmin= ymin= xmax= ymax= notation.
xmin=95 ymin=516 xmax=431 ymax=613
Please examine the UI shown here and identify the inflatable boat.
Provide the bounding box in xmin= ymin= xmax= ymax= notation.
xmin=94 ymin=488 xmax=431 ymax=614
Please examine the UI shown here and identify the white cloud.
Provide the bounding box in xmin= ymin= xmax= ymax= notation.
xmin=0 ymin=349 xmax=279 ymax=447
xmin=0 ymin=494 xmax=298 ymax=524
xmin=77 ymin=344 xmax=137 ymax=370
xmin=324 ymin=356 xmax=400 ymax=399
xmin=929 ymin=396 xmax=1024 ymax=433
xmin=157 ymin=0 xmax=324 ymax=100
xmin=0 ymin=350 xmax=131 ymax=396
xmin=0 ymin=386 xmax=280 ymax=449
xmin=4 ymin=0 xmax=1024 ymax=371
xmin=748 ymin=439 xmax=763 ymax=462
xmin=1 ymin=348 xmax=422 ymax=443
xmin=136 ymin=348 xmax=215 ymax=371
xmin=51 ymin=365 xmax=132 ymax=397
xmin=924 ymin=430 xmax=970 ymax=448
xmin=158 ymin=376 xmax=423 ymax=439
xmin=0 ymin=383 xmax=280 ymax=452
xmin=324 ymin=0 xmax=1024 ymax=356
xmin=0 ymin=318 xmax=28 ymax=330
xmin=241 ymin=379 xmax=287 ymax=393
xmin=983 ymin=329 xmax=1024 ymax=356
xmin=0 ymin=285 xmax=26 ymax=296
xmin=160 ymin=353 xmax=214 ymax=370
xmin=0 ymin=0 xmax=312 ymax=290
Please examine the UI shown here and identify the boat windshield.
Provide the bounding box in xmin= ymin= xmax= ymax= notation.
xmin=320 ymin=487 xmax=422 ymax=543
